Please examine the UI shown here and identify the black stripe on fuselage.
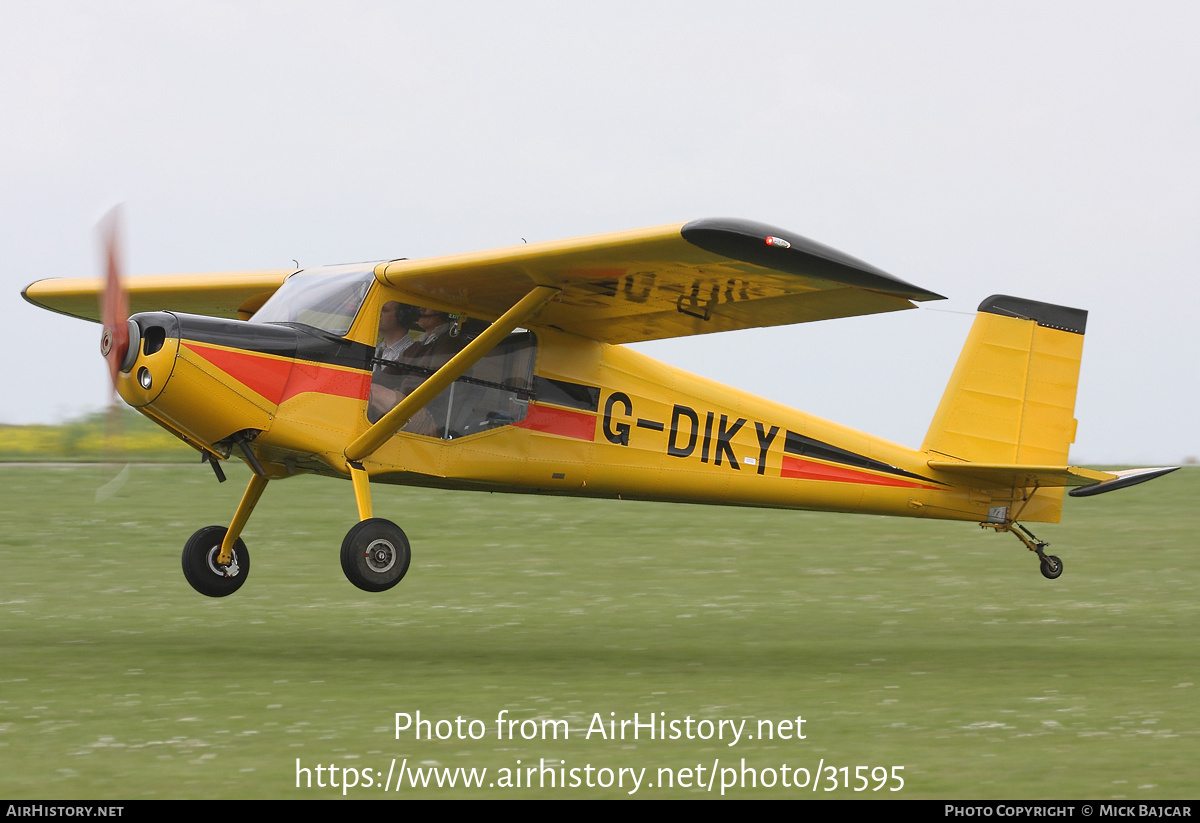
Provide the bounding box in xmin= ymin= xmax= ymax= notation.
xmin=533 ymin=377 xmax=601 ymax=412
xmin=783 ymin=430 xmax=944 ymax=485
xmin=172 ymin=314 xmax=374 ymax=371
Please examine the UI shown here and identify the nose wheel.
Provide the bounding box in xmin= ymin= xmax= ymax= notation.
xmin=341 ymin=518 xmax=411 ymax=592
xmin=182 ymin=525 xmax=250 ymax=597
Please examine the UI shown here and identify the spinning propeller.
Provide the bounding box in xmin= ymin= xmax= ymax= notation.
xmin=95 ymin=209 xmax=133 ymax=501
xmin=98 ymin=208 xmax=136 ymax=388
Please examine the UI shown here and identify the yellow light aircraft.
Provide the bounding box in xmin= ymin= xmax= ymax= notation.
xmin=23 ymin=217 xmax=1176 ymax=597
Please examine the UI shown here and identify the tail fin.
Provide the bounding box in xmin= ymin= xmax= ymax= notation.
xmin=923 ymin=296 xmax=1087 ymax=521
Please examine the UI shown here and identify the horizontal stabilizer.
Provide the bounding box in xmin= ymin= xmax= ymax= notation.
xmin=1067 ymin=466 xmax=1180 ymax=497
xmin=927 ymin=461 xmax=1111 ymax=489
xmin=927 ymin=461 xmax=1179 ymax=498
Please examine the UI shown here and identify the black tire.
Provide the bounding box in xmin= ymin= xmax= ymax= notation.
xmin=182 ymin=525 xmax=250 ymax=597
xmin=341 ymin=518 xmax=411 ymax=592
xmin=1039 ymin=554 xmax=1063 ymax=580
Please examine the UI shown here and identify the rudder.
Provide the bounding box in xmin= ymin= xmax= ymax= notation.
xmin=923 ymin=296 xmax=1087 ymax=521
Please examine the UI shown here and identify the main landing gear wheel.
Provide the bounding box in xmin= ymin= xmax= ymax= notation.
xmin=1039 ymin=554 xmax=1063 ymax=580
xmin=341 ymin=518 xmax=411 ymax=592
xmin=182 ymin=525 xmax=249 ymax=597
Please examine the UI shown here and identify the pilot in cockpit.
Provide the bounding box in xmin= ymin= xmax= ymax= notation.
xmin=375 ymin=301 xmax=418 ymax=368
xmin=368 ymin=306 xmax=464 ymax=434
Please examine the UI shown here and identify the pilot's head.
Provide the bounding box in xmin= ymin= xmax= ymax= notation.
xmin=381 ymin=301 xmax=419 ymax=333
xmin=416 ymin=308 xmax=449 ymax=332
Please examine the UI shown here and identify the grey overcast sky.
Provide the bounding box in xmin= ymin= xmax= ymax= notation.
xmin=2 ymin=1 xmax=1196 ymax=463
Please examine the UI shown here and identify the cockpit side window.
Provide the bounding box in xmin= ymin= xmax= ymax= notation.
xmin=250 ymin=266 xmax=376 ymax=336
xmin=368 ymin=303 xmax=537 ymax=439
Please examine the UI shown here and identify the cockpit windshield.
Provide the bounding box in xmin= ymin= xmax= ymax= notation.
xmin=249 ymin=264 xmax=377 ymax=336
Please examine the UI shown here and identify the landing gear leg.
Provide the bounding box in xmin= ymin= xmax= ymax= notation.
xmin=348 ymin=461 xmax=372 ymax=520
xmin=181 ymin=473 xmax=268 ymax=597
xmin=220 ymin=473 xmax=269 ymax=565
xmin=341 ymin=461 xmax=411 ymax=592
xmin=1008 ymin=522 xmax=1063 ymax=580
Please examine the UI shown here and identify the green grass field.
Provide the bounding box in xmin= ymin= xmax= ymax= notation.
xmin=1 ymin=463 xmax=1195 ymax=798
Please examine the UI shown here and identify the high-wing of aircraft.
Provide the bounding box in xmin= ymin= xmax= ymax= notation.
xmin=22 ymin=217 xmax=1177 ymax=596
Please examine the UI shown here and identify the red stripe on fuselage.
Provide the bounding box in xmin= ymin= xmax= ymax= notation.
xmin=185 ymin=343 xmax=370 ymax=405
xmin=780 ymin=456 xmax=940 ymax=489
xmin=279 ymin=359 xmax=371 ymax=404
xmin=514 ymin=404 xmax=597 ymax=441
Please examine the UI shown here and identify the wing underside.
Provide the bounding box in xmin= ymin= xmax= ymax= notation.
xmin=23 ymin=218 xmax=944 ymax=343
xmin=376 ymin=218 xmax=944 ymax=343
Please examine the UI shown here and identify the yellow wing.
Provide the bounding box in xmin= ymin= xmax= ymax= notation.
xmin=377 ymin=218 xmax=944 ymax=343
xmin=22 ymin=269 xmax=296 ymax=322
xmin=23 ymin=219 xmax=943 ymax=343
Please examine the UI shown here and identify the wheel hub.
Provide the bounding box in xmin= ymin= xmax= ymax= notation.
xmin=206 ymin=546 xmax=240 ymax=578
xmin=365 ymin=539 xmax=396 ymax=573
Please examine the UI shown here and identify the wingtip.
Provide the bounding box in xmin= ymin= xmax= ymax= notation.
xmin=681 ymin=217 xmax=943 ymax=302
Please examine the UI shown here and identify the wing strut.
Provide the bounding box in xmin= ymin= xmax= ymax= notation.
xmin=344 ymin=285 xmax=560 ymax=466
